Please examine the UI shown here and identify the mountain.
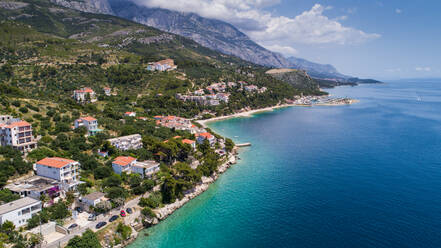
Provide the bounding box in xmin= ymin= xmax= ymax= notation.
xmin=50 ymin=0 xmax=114 ymax=15
xmin=107 ymin=0 xmax=293 ymax=68
xmin=266 ymin=69 xmax=320 ymax=92
xmin=286 ymin=57 xmax=348 ymax=79
xmin=46 ymin=0 xmax=381 ymax=84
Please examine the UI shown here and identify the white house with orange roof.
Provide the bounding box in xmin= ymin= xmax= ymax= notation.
xmin=124 ymin=112 xmax=136 ymax=117
xmin=103 ymin=87 xmax=112 ymax=96
xmin=112 ymin=156 xmax=137 ymax=175
xmin=182 ymin=139 xmax=196 ymax=149
xmin=0 ymin=116 xmax=37 ymax=153
xmin=196 ymin=132 xmax=216 ymax=145
xmin=74 ymin=116 xmax=101 ymax=136
xmin=35 ymin=157 xmax=81 ymax=192
xmin=73 ymin=87 xmax=96 ymax=103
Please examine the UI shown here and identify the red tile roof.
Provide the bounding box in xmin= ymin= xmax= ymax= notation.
xmin=113 ymin=156 xmax=136 ymax=166
xmin=6 ymin=121 xmax=31 ymax=128
xmin=182 ymin=139 xmax=195 ymax=144
xmin=75 ymin=87 xmax=94 ymax=93
xmin=37 ymin=157 xmax=76 ymax=168
xmin=197 ymin=132 xmax=213 ymax=139
xmin=80 ymin=116 xmax=97 ymax=122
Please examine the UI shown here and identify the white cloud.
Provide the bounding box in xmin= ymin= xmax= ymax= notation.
xmin=263 ymin=44 xmax=298 ymax=56
xmin=415 ymin=67 xmax=431 ymax=72
xmin=395 ymin=9 xmax=402 ymax=14
xmin=133 ymin=1 xmax=381 ymax=54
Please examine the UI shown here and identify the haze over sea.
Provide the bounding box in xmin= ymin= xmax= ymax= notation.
xmin=129 ymin=80 xmax=441 ymax=248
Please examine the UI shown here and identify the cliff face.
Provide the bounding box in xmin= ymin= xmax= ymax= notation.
xmin=108 ymin=0 xmax=291 ymax=68
xmin=47 ymin=0 xmax=379 ymax=83
xmin=49 ymin=0 xmax=114 ymax=15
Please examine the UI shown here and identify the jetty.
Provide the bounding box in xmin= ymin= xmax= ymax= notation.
xmin=236 ymin=143 xmax=251 ymax=147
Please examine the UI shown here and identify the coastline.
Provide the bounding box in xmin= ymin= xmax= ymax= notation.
xmin=124 ymin=98 xmax=358 ymax=247
xmin=197 ymin=98 xmax=358 ymax=127
xmin=198 ymin=103 xmax=295 ymax=127
xmin=125 ymin=154 xmax=237 ymax=247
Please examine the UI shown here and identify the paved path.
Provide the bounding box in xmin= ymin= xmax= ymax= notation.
xmin=43 ymin=196 xmax=142 ymax=248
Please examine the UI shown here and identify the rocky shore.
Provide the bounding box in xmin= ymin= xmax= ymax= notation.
xmin=153 ymin=154 xmax=236 ymax=221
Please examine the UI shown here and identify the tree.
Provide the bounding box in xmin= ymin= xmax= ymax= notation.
xmin=225 ymin=138 xmax=235 ymax=152
xmin=116 ymin=223 xmax=132 ymax=240
xmin=66 ymin=229 xmax=101 ymax=248
xmin=161 ymin=176 xmax=176 ymax=204
xmin=0 ymin=189 xmax=20 ymax=203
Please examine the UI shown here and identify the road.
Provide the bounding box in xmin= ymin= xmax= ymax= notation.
xmin=43 ymin=196 xmax=142 ymax=248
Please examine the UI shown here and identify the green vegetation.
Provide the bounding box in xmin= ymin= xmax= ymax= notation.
xmin=66 ymin=229 xmax=101 ymax=248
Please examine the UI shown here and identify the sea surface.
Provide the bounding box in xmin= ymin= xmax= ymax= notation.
xmin=129 ymin=80 xmax=441 ymax=248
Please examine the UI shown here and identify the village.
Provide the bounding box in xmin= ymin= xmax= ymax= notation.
xmin=0 ymin=77 xmax=236 ymax=247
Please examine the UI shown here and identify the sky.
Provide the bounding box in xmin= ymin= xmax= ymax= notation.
xmin=133 ymin=0 xmax=441 ymax=79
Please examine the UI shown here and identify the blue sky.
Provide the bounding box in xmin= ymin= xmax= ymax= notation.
xmin=269 ymin=0 xmax=441 ymax=79
xmin=135 ymin=0 xmax=441 ymax=79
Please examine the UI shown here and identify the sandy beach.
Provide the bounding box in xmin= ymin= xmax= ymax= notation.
xmin=197 ymin=104 xmax=295 ymax=127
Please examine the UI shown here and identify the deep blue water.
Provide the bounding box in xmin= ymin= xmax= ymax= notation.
xmin=129 ymin=81 xmax=441 ymax=248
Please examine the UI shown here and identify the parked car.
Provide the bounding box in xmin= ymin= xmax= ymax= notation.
xmin=120 ymin=210 xmax=126 ymax=217
xmin=74 ymin=207 xmax=83 ymax=213
xmin=96 ymin=222 xmax=106 ymax=229
xmin=126 ymin=208 xmax=133 ymax=214
xmin=109 ymin=215 xmax=119 ymax=222
xmin=88 ymin=214 xmax=96 ymax=221
xmin=68 ymin=223 xmax=78 ymax=229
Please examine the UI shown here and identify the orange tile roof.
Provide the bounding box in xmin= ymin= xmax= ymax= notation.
xmin=182 ymin=139 xmax=195 ymax=144
xmin=197 ymin=132 xmax=213 ymax=139
xmin=37 ymin=157 xmax=76 ymax=168
xmin=75 ymin=87 xmax=94 ymax=93
xmin=113 ymin=156 xmax=136 ymax=166
xmin=81 ymin=116 xmax=97 ymax=122
xmin=6 ymin=121 xmax=31 ymax=128
xmin=173 ymin=136 xmax=182 ymax=139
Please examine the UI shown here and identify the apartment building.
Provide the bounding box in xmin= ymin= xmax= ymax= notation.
xmin=0 ymin=116 xmax=37 ymax=153
xmin=74 ymin=116 xmax=101 ymax=136
xmin=0 ymin=197 xmax=41 ymax=228
xmin=35 ymin=157 xmax=81 ymax=192
xmin=107 ymin=134 xmax=142 ymax=151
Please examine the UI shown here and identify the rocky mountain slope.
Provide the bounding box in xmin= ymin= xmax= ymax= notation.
xmin=107 ymin=0 xmax=291 ymax=68
xmin=50 ymin=0 xmax=114 ymax=15
xmin=46 ymin=0 xmax=380 ymax=84
xmin=266 ymin=69 xmax=320 ymax=92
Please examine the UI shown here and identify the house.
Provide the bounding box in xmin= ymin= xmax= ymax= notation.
xmin=244 ymin=85 xmax=259 ymax=92
xmin=112 ymin=156 xmax=137 ymax=175
xmin=74 ymin=116 xmax=101 ymax=136
xmin=182 ymin=139 xmax=196 ymax=149
xmin=0 ymin=197 xmax=41 ymax=228
xmin=108 ymin=134 xmax=142 ymax=151
xmin=5 ymin=176 xmax=60 ymax=200
xmin=103 ymin=87 xmax=111 ymax=96
xmin=73 ymin=87 xmax=96 ymax=103
xmin=147 ymin=59 xmax=177 ymax=72
xmin=196 ymin=132 xmax=216 ymax=145
xmin=112 ymin=157 xmax=160 ymax=178
xmin=35 ymin=157 xmax=81 ymax=192
xmin=81 ymin=192 xmax=106 ymax=208
xmin=124 ymin=112 xmax=136 ymax=117
xmin=0 ymin=117 xmax=37 ymax=153
xmin=131 ymin=161 xmax=160 ymax=178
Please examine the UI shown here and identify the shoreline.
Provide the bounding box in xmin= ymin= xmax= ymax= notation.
xmin=124 ymin=97 xmax=357 ymax=247
xmin=198 ymin=98 xmax=358 ymax=127
xmin=125 ymin=154 xmax=237 ymax=247
xmin=198 ymin=103 xmax=295 ymax=127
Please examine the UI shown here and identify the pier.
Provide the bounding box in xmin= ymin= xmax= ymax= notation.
xmin=236 ymin=143 xmax=252 ymax=147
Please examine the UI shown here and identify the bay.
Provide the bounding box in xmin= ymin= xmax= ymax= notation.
xmin=129 ymin=81 xmax=441 ymax=248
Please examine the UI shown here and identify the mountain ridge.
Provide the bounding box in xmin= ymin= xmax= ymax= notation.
xmin=47 ymin=0 xmax=381 ymax=84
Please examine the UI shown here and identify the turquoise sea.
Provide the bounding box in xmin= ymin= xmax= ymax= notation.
xmin=129 ymin=81 xmax=441 ymax=248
